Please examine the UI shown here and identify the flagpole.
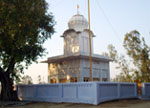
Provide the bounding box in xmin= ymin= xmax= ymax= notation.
xmin=88 ymin=0 xmax=92 ymax=81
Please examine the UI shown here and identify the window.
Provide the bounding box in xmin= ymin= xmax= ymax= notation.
xmin=59 ymin=78 xmax=67 ymax=83
xmin=84 ymin=77 xmax=89 ymax=82
xmin=93 ymin=78 xmax=99 ymax=81
xmin=102 ymin=78 xmax=107 ymax=82
xmin=50 ymin=78 xmax=56 ymax=83
xmin=70 ymin=77 xmax=77 ymax=82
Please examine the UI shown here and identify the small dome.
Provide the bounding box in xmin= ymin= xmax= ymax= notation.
xmin=68 ymin=14 xmax=88 ymax=32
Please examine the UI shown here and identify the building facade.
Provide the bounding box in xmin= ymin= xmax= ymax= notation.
xmin=43 ymin=13 xmax=111 ymax=83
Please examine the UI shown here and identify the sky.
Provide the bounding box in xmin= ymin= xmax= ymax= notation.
xmin=25 ymin=0 xmax=150 ymax=83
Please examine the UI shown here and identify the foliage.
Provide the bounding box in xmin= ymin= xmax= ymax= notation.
xmin=107 ymin=44 xmax=132 ymax=82
xmin=0 ymin=0 xmax=55 ymax=101
xmin=124 ymin=30 xmax=150 ymax=82
xmin=108 ymin=30 xmax=150 ymax=82
xmin=111 ymin=74 xmax=128 ymax=82
xmin=38 ymin=75 xmax=46 ymax=84
xmin=21 ymin=75 xmax=33 ymax=85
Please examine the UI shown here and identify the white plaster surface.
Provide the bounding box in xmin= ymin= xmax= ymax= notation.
xmin=17 ymin=82 xmax=138 ymax=105
xmin=46 ymin=13 xmax=111 ymax=83
xmin=142 ymin=83 xmax=150 ymax=97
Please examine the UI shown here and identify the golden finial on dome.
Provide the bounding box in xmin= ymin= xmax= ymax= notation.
xmin=77 ymin=4 xmax=79 ymax=14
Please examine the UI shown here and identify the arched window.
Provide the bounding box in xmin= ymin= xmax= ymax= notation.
xmin=50 ymin=78 xmax=56 ymax=83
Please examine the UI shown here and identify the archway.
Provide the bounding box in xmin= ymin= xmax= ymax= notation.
xmin=50 ymin=78 xmax=56 ymax=83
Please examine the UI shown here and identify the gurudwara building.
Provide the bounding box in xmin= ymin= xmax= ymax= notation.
xmin=43 ymin=12 xmax=111 ymax=83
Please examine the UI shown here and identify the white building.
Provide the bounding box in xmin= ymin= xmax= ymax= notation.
xmin=43 ymin=12 xmax=111 ymax=83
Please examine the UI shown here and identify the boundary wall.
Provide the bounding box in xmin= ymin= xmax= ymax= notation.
xmin=17 ymin=82 xmax=138 ymax=105
xmin=142 ymin=83 xmax=150 ymax=98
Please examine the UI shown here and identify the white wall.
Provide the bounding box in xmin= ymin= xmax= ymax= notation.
xmin=80 ymin=60 xmax=110 ymax=81
xmin=48 ymin=59 xmax=80 ymax=83
xmin=17 ymin=82 xmax=138 ymax=105
xmin=142 ymin=83 xmax=150 ymax=97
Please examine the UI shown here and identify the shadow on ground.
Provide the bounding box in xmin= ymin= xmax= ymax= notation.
xmin=1 ymin=99 xmax=150 ymax=108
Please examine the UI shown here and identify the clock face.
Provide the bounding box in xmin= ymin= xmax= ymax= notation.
xmin=72 ymin=46 xmax=79 ymax=53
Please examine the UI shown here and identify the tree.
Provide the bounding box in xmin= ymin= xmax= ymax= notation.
xmin=111 ymin=74 xmax=128 ymax=82
xmin=38 ymin=75 xmax=46 ymax=84
xmin=107 ymin=30 xmax=150 ymax=82
xmin=38 ymin=75 xmax=42 ymax=84
xmin=0 ymin=0 xmax=55 ymax=101
xmin=107 ymin=44 xmax=132 ymax=82
xmin=21 ymin=75 xmax=33 ymax=85
xmin=124 ymin=30 xmax=150 ymax=82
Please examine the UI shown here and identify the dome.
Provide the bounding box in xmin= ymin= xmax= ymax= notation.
xmin=68 ymin=14 xmax=88 ymax=32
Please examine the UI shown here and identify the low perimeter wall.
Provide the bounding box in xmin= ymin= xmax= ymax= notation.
xmin=17 ymin=82 xmax=137 ymax=105
xmin=142 ymin=83 xmax=150 ymax=97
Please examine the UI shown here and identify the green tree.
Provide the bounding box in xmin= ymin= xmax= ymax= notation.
xmin=107 ymin=44 xmax=132 ymax=82
xmin=21 ymin=75 xmax=33 ymax=85
xmin=124 ymin=30 xmax=150 ymax=82
xmin=107 ymin=30 xmax=150 ymax=82
xmin=0 ymin=0 xmax=55 ymax=101
xmin=38 ymin=75 xmax=42 ymax=84
xmin=111 ymin=74 xmax=128 ymax=82
xmin=38 ymin=75 xmax=46 ymax=84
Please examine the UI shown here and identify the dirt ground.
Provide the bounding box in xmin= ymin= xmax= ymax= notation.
xmin=1 ymin=99 xmax=150 ymax=108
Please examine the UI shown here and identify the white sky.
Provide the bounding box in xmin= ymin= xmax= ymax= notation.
xmin=24 ymin=0 xmax=150 ymax=83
